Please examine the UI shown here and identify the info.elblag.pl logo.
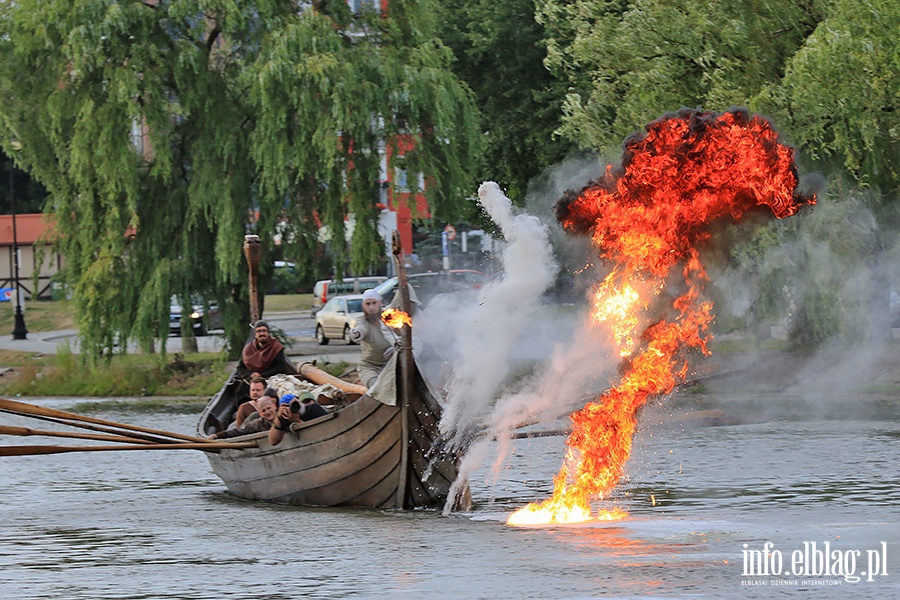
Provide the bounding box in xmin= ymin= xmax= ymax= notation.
xmin=741 ymin=541 xmax=889 ymax=585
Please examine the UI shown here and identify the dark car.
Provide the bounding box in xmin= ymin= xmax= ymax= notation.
xmin=169 ymin=297 xmax=223 ymax=336
xmin=372 ymin=270 xmax=491 ymax=308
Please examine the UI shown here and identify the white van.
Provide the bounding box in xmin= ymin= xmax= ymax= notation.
xmin=311 ymin=276 xmax=387 ymax=315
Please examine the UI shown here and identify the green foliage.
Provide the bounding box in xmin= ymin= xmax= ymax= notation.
xmin=537 ymin=0 xmax=899 ymax=349
xmin=250 ymin=2 xmax=482 ymax=278
xmin=754 ymin=0 xmax=900 ymax=201
xmin=267 ymin=266 xmax=306 ymax=295
xmin=320 ymin=360 xmax=352 ymax=378
xmin=707 ymin=180 xmax=890 ymax=348
xmin=537 ymin=0 xmax=821 ymax=152
xmin=0 ymin=1 xmax=481 ymax=362
xmin=438 ymin=0 xmax=574 ymax=202
xmin=1 ymin=348 xmax=228 ymax=397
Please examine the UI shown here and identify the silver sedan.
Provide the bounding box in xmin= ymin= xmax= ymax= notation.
xmin=314 ymin=294 xmax=364 ymax=345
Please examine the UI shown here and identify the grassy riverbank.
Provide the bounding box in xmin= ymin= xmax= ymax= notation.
xmin=0 ymin=299 xmax=77 ymax=332
xmin=0 ymin=350 xmax=230 ymax=398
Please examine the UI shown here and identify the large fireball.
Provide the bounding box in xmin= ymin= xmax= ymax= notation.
xmin=508 ymin=108 xmax=815 ymax=526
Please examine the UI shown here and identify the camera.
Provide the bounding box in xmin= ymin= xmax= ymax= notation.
xmin=279 ymin=393 xmax=301 ymax=414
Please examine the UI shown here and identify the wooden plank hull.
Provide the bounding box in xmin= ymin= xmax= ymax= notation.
xmin=196 ymin=360 xmax=461 ymax=509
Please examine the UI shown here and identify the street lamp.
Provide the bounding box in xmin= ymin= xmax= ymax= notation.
xmin=8 ymin=142 xmax=27 ymax=340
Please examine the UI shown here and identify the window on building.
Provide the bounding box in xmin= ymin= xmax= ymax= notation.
xmin=348 ymin=0 xmax=378 ymax=13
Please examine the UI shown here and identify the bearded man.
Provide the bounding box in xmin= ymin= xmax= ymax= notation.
xmin=235 ymin=320 xmax=295 ymax=383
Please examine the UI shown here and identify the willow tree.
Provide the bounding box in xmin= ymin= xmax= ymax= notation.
xmin=754 ymin=0 xmax=900 ymax=344
xmin=0 ymin=0 xmax=481 ymax=360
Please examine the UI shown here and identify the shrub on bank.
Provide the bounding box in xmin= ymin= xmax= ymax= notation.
xmin=0 ymin=349 xmax=229 ymax=398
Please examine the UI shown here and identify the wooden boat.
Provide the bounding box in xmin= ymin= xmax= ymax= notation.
xmin=196 ymin=360 xmax=461 ymax=508
xmin=196 ymin=234 xmax=465 ymax=509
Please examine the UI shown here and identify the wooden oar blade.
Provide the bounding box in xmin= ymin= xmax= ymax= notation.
xmin=0 ymin=408 xmax=190 ymax=444
xmin=0 ymin=398 xmax=213 ymax=443
xmin=0 ymin=425 xmax=32 ymax=437
xmin=0 ymin=441 xmax=257 ymax=457
xmin=0 ymin=424 xmax=153 ymax=444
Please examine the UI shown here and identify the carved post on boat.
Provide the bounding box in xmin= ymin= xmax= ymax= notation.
xmin=244 ymin=234 xmax=261 ymax=324
xmin=392 ymin=230 xmax=413 ymax=509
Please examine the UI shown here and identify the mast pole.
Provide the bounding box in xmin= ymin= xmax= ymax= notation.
xmin=244 ymin=235 xmax=261 ymax=324
xmin=392 ymin=230 xmax=412 ymax=508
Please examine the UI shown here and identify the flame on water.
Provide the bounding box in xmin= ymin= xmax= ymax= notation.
xmin=382 ymin=308 xmax=412 ymax=329
xmin=507 ymin=108 xmax=815 ymax=526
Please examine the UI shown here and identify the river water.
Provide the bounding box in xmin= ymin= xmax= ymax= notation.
xmin=1 ymin=400 xmax=898 ymax=599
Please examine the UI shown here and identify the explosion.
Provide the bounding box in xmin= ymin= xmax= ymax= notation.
xmin=382 ymin=308 xmax=412 ymax=329
xmin=507 ymin=108 xmax=815 ymax=526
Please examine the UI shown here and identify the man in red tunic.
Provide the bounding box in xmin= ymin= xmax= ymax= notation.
xmin=235 ymin=320 xmax=294 ymax=383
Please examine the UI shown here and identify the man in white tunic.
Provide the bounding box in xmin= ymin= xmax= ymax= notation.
xmin=349 ymin=289 xmax=395 ymax=388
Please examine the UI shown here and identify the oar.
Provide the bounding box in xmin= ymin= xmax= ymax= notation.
xmin=0 ymin=398 xmax=212 ymax=443
xmin=0 ymin=441 xmax=257 ymax=457
xmin=298 ymin=362 xmax=368 ymax=396
xmin=507 ymin=428 xmax=570 ymax=440
xmin=488 ymin=410 xmax=731 ymax=440
xmin=0 ymin=409 xmax=183 ymax=445
xmin=0 ymin=425 xmax=153 ymax=445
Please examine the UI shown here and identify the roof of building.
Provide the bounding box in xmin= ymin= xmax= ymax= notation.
xmin=0 ymin=213 xmax=56 ymax=246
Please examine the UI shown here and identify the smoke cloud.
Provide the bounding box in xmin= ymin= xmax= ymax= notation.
xmin=430 ymin=153 xmax=898 ymax=516
xmin=430 ymin=177 xmax=624 ymax=513
xmin=694 ymin=184 xmax=900 ymax=421
xmin=437 ymin=182 xmax=559 ymax=447
xmin=416 ymin=141 xmax=900 ymax=508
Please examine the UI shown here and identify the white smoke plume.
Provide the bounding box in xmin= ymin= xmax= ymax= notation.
xmin=438 ymin=182 xmax=558 ymax=448
xmin=436 ymin=181 xmax=623 ymax=513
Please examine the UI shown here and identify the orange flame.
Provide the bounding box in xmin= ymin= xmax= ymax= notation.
xmin=508 ymin=108 xmax=814 ymax=526
xmin=382 ymin=308 xmax=412 ymax=329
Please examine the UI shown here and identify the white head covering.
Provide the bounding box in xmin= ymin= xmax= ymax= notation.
xmin=362 ymin=289 xmax=383 ymax=302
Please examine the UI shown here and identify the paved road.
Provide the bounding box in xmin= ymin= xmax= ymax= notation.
xmin=0 ymin=311 xmax=362 ymax=364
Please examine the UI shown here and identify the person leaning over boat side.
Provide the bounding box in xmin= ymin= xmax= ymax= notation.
xmin=235 ymin=320 xmax=295 ymax=383
xmin=232 ymin=375 xmax=268 ymax=428
xmin=348 ymin=290 xmax=396 ymax=389
xmin=210 ymin=395 xmax=278 ymax=439
xmin=296 ymin=392 xmax=328 ymax=421
xmin=267 ymin=392 xmax=328 ymax=446
xmin=239 ymin=387 xmax=279 ymax=427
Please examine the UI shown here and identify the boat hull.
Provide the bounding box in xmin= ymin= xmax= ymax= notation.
xmin=197 ymin=362 xmax=460 ymax=509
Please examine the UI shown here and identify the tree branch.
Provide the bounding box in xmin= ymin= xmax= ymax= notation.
xmin=206 ymin=25 xmax=222 ymax=53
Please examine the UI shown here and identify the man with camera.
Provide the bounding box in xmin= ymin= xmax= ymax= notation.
xmin=268 ymin=392 xmax=329 ymax=446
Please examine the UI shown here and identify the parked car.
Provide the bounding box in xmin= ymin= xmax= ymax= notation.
xmin=169 ymin=297 xmax=222 ymax=336
xmin=315 ymin=294 xmax=365 ymax=345
xmin=372 ymin=270 xmax=491 ymax=308
xmin=311 ymin=276 xmax=388 ymax=316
